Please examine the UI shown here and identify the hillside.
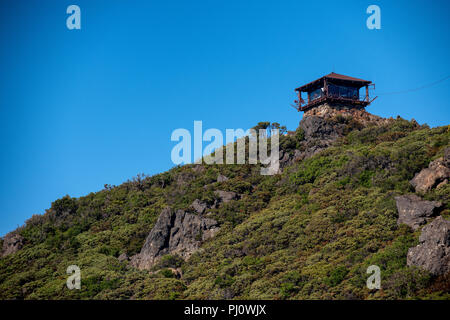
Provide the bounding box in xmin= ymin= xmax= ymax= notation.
xmin=1 ymin=113 xmax=449 ymax=300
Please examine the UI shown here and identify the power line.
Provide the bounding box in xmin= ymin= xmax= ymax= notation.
xmin=376 ymin=74 xmax=450 ymax=95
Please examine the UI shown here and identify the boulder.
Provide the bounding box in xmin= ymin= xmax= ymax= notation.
xmin=395 ymin=195 xmax=442 ymax=230
xmin=1 ymin=232 xmax=24 ymax=257
xmin=217 ymin=174 xmax=229 ymax=183
xmin=130 ymin=207 xmax=219 ymax=270
xmin=190 ymin=199 xmax=208 ymax=214
xmin=214 ymin=190 xmax=239 ymax=203
xmin=407 ymin=216 xmax=450 ymax=275
xmin=410 ymin=151 xmax=450 ymax=193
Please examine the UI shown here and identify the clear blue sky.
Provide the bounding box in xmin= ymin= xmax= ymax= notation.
xmin=1 ymin=0 xmax=449 ymax=236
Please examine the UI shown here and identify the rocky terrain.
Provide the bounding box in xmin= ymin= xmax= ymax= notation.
xmin=396 ymin=147 xmax=450 ymax=276
xmin=407 ymin=217 xmax=450 ymax=276
xmin=130 ymin=207 xmax=220 ymax=270
xmin=410 ymin=148 xmax=450 ymax=193
xmin=303 ymin=103 xmax=390 ymax=126
xmin=0 ymin=106 xmax=449 ymax=300
xmin=395 ymin=195 xmax=442 ymax=231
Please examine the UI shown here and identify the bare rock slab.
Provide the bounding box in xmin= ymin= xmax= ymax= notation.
xmin=407 ymin=216 xmax=450 ymax=275
xmin=395 ymin=194 xmax=442 ymax=230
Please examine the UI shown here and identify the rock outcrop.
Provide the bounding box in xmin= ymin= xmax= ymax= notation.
xmin=410 ymin=147 xmax=450 ymax=193
xmin=217 ymin=174 xmax=229 ymax=183
xmin=130 ymin=207 xmax=219 ymax=270
xmin=214 ymin=190 xmax=239 ymax=203
xmin=395 ymin=194 xmax=442 ymax=230
xmin=190 ymin=199 xmax=208 ymax=214
xmin=299 ymin=115 xmax=343 ymax=142
xmin=280 ymin=109 xmax=389 ymax=169
xmin=407 ymin=216 xmax=450 ymax=275
xmin=1 ymin=232 xmax=24 ymax=257
xmin=190 ymin=190 xmax=239 ymax=215
xmin=303 ymin=103 xmax=389 ymax=126
xmin=279 ymin=116 xmax=344 ymax=168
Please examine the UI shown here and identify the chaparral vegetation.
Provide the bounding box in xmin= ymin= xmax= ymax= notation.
xmin=1 ymin=116 xmax=449 ymax=300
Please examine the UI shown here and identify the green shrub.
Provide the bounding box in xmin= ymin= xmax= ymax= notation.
xmin=160 ymin=269 xmax=176 ymax=278
xmin=325 ymin=266 xmax=348 ymax=287
xmin=214 ymin=275 xmax=235 ymax=288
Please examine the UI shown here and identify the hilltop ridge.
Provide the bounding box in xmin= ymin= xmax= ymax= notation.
xmin=1 ymin=110 xmax=449 ymax=300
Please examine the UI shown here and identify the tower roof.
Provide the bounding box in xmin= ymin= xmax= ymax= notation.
xmin=295 ymin=72 xmax=372 ymax=92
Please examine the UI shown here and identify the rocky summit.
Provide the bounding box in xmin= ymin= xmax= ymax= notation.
xmin=0 ymin=110 xmax=449 ymax=300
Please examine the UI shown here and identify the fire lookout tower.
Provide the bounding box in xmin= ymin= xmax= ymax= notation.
xmin=294 ymin=72 xmax=376 ymax=112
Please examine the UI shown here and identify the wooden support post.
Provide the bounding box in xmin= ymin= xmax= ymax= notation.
xmin=365 ymin=85 xmax=369 ymax=102
xmin=297 ymin=91 xmax=302 ymax=109
xmin=324 ymin=78 xmax=328 ymax=98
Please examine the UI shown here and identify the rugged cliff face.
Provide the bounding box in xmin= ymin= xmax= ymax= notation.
xmin=407 ymin=216 xmax=450 ymax=276
xmin=130 ymin=207 xmax=219 ymax=270
xmin=399 ymin=148 xmax=450 ymax=275
xmin=0 ymin=110 xmax=449 ymax=300
xmin=1 ymin=232 xmax=23 ymax=257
